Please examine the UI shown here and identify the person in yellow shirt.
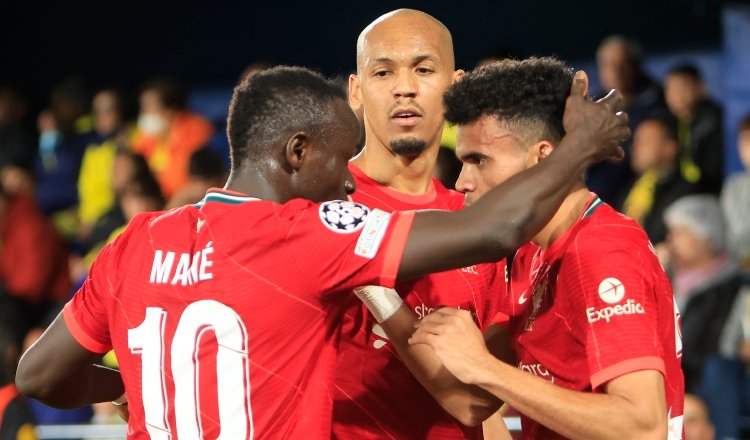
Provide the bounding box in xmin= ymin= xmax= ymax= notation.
xmin=77 ymin=88 xmax=133 ymax=238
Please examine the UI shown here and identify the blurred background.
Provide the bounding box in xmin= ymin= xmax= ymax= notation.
xmin=1 ymin=1 xmax=749 ymax=439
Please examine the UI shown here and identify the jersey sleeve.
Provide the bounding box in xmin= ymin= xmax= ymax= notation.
xmin=292 ymin=200 xmax=415 ymax=296
xmin=62 ymin=230 xmax=127 ymax=354
xmin=559 ymin=225 xmax=667 ymax=390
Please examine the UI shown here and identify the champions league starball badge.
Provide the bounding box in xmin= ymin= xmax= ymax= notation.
xmin=319 ymin=201 xmax=370 ymax=233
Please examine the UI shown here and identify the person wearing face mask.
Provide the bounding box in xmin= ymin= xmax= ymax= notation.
xmin=34 ymin=78 xmax=98 ymax=227
xmin=130 ymin=78 xmax=213 ymax=199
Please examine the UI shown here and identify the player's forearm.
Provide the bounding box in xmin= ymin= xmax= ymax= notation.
xmin=399 ymin=132 xmax=593 ymax=279
xmin=469 ymin=357 xmax=665 ymax=440
xmin=380 ymin=306 xmax=502 ymax=426
xmin=17 ymin=362 xmax=124 ymax=409
xmin=16 ymin=313 xmax=125 ymax=409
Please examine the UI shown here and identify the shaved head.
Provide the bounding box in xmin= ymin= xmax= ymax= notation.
xmin=356 ymin=9 xmax=455 ymax=74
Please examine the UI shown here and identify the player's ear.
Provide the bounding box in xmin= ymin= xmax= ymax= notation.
xmin=348 ymin=74 xmax=363 ymax=111
xmin=284 ymin=132 xmax=309 ymax=171
xmin=452 ymin=69 xmax=465 ymax=84
xmin=527 ymin=140 xmax=555 ymax=166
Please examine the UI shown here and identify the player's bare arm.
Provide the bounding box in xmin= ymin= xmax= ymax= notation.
xmin=410 ymin=307 xmax=666 ymax=440
xmin=396 ymin=71 xmax=628 ymax=280
xmin=15 ymin=315 xmax=125 ymax=408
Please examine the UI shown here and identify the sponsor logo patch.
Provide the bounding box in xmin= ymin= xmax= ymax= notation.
xmin=587 ymin=277 xmax=646 ymax=323
xmin=319 ymin=200 xmax=369 ymax=233
xmin=597 ymin=277 xmax=625 ymax=304
xmin=355 ymin=209 xmax=391 ymax=259
xmin=586 ymin=299 xmax=645 ymax=323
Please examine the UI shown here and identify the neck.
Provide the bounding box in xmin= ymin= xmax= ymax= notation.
xmin=223 ymin=169 xmax=288 ymax=203
xmin=678 ymin=253 xmax=721 ymax=272
xmin=533 ymin=185 xmax=591 ymax=249
xmin=351 ymin=140 xmax=440 ymax=195
xmin=677 ymin=111 xmax=695 ymax=124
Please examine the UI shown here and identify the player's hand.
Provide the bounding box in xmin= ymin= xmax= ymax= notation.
xmin=409 ymin=307 xmax=491 ymax=385
xmin=562 ymin=70 xmax=629 ymax=163
xmin=112 ymin=393 xmax=129 ymax=423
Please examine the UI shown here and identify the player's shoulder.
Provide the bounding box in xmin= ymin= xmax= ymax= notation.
xmin=119 ymin=210 xmax=165 ymax=242
xmin=575 ymin=202 xmax=649 ymax=247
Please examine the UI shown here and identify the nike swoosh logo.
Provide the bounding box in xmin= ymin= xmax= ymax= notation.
xmin=518 ymin=291 xmax=528 ymax=305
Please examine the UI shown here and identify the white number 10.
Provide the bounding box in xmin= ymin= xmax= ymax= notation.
xmin=128 ymin=300 xmax=253 ymax=439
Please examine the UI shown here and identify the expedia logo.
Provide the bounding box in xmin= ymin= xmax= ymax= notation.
xmin=586 ymin=299 xmax=645 ymax=323
xmin=586 ymin=278 xmax=645 ymax=323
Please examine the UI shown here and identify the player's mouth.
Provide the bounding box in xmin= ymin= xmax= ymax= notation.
xmin=391 ymin=108 xmax=423 ymax=127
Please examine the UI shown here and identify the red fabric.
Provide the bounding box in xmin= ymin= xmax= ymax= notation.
xmin=331 ymin=163 xmax=504 ymax=440
xmin=0 ymin=385 xmax=19 ymax=429
xmin=506 ymin=197 xmax=684 ymax=439
xmin=64 ymin=189 xmax=414 ymax=439
xmin=0 ymin=195 xmax=70 ymax=304
xmin=131 ymin=111 xmax=213 ymax=198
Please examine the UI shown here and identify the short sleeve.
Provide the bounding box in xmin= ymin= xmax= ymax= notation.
xmin=63 ymin=241 xmax=116 ymax=354
xmin=559 ymin=226 xmax=666 ymax=390
xmin=289 ymin=200 xmax=415 ymax=295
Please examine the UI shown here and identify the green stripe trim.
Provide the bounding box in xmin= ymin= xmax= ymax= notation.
xmin=197 ymin=191 xmax=260 ymax=206
xmin=582 ymin=197 xmax=603 ymax=218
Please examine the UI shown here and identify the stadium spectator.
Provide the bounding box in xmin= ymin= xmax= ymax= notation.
xmin=0 ymin=183 xmax=70 ymax=333
xmin=664 ymin=64 xmax=724 ymax=194
xmin=130 ymin=78 xmax=213 ymax=199
xmin=77 ymin=88 xmax=134 ymax=240
xmin=79 ymin=151 xmax=152 ymax=254
xmin=34 ymin=78 xmax=96 ymax=222
xmin=721 ymin=114 xmax=750 ymax=271
xmin=165 ymin=148 xmax=224 ymax=209
xmin=684 ymin=394 xmax=715 ymax=440
xmin=588 ymin=35 xmax=669 ymax=208
xmin=0 ymin=85 xmax=35 ymax=172
xmin=623 ymin=117 xmax=696 ymax=244
xmin=664 ymin=194 xmax=747 ymax=439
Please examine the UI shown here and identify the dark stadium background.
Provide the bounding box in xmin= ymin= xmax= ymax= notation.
xmin=1 ymin=1 xmax=727 ymax=91
xmin=1 ymin=0 xmax=747 ymax=173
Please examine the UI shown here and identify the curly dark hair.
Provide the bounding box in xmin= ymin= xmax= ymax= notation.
xmin=444 ymin=57 xmax=573 ymax=145
xmin=226 ymin=66 xmax=346 ymax=172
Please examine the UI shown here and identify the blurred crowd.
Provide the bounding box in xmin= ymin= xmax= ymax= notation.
xmin=0 ymin=34 xmax=748 ymax=439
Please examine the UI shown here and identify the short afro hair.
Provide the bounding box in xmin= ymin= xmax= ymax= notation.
xmin=227 ymin=66 xmax=347 ymax=172
xmin=444 ymin=57 xmax=573 ymax=145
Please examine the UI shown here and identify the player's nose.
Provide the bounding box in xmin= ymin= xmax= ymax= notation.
xmin=455 ymin=168 xmax=475 ymax=194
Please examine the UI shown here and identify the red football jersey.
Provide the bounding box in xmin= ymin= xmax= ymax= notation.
xmin=504 ymin=195 xmax=684 ymax=439
xmin=331 ymin=164 xmax=503 ymax=440
xmin=63 ymin=189 xmax=415 ymax=439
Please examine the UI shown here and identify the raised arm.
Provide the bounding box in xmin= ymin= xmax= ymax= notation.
xmin=397 ymin=71 xmax=628 ymax=280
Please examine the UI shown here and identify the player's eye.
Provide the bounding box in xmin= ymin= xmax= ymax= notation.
xmin=415 ymin=67 xmax=433 ymax=74
xmin=373 ymin=70 xmax=391 ymax=77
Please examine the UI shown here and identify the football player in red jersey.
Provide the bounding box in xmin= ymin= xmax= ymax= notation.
xmin=16 ymin=65 xmax=628 ymax=439
xmin=334 ymin=9 xmax=505 ymax=439
xmin=410 ymin=58 xmax=684 ymax=439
